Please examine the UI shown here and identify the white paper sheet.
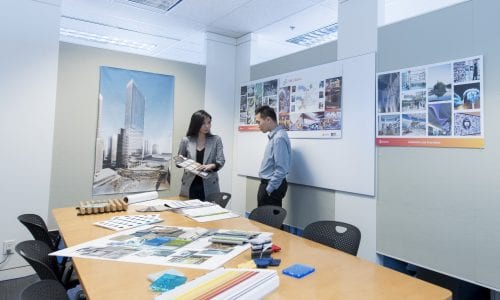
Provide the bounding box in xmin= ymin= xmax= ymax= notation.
xmin=51 ymin=225 xmax=270 ymax=270
xmin=180 ymin=205 xmax=240 ymax=222
xmin=163 ymin=199 xmax=213 ymax=209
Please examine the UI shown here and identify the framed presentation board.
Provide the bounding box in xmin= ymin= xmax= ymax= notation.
xmin=239 ymin=63 xmax=343 ymax=139
xmin=376 ymin=55 xmax=483 ymax=148
xmin=236 ymin=54 xmax=375 ymax=196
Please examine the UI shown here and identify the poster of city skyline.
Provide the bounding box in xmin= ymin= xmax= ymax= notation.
xmin=92 ymin=66 xmax=174 ymax=195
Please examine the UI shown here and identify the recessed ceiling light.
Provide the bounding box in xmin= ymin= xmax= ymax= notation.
xmin=286 ymin=23 xmax=338 ymax=47
xmin=60 ymin=28 xmax=157 ymax=51
xmin=115 ymin=0 xmax=183 ymax=13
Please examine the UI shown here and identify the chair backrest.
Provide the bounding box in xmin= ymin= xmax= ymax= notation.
xmin=303 ymin=220 xmax=361 ymax=256
xmin=205 ymin=192 xmax=232 ymax=208
xmin=18 ymin=214 xmax=58 ymax=251
xmin=21 ymin=279 xmax=69 ymax=300
xmin=248 ymin=206 xmax=287 ymax=229
xmin=15 ymin=240 xmax=62 ymax=282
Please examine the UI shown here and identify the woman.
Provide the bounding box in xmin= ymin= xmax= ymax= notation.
xmin=177 ymin=110 xmax=225 ymax=200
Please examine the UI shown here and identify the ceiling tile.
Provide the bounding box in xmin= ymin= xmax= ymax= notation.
xmin=210 ymin=0 xmax=320 ymax=37
xmin=383 ymin=0 xmax=467 ymax=25
xmin=168 ymin=0 xmax=251 ymax=25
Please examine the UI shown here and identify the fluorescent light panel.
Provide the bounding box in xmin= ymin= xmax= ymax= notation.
xmin=116 ymin=0 xmax=183 ymax=13
xmin=60 ymin=28 xmax=157 ymax=51
xmin=286 ymin=23 xmax=338 ymax=47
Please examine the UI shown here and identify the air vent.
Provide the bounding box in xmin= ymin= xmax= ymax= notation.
xmin=286 ymin=23 xmax=338 ymax=47
xmin=116 ymin=0 xmax=183 ymax=13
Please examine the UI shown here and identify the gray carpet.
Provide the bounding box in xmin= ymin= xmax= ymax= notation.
xmin=0 ymin=274 xmax=38 ymax=300
xmin=0 ymin=275 xmax=83 ymax=300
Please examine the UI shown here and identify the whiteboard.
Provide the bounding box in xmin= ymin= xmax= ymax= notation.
xmin=236 ymin=53 xmax=375 ymax=196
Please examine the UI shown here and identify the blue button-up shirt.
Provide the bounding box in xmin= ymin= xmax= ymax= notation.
xmin=259 ymin=126 xmax=291 ymax=194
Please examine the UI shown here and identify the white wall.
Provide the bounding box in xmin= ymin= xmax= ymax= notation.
xmin=0 ymin=0 xmax=61 ymax=279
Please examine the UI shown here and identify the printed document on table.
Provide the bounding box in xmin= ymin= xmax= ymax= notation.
xmin=129 ymin=199 xmax=171 ymax=212
xmin=181 ymin=205 xmax=239 ymax=222
xmin=129 ymin=199 xmax=169 ymax=208
xmin=163 ymin=199 xmax=213 ymax=209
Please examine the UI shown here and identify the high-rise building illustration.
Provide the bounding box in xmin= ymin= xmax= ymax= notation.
xmin=116 ymin=128 xmax=125 ymax=167
xmin=119 ymin=79 xmax=146 ymax=167
xmin=144 ymin=139 xmax=150 ymax=156
xmin=107 ymin=134 xmax=118 ymax=165
xmin=125 ymin=79 xmax=145 ymax=130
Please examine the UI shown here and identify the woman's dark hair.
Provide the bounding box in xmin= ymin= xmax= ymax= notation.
xmin=186 ymin=110 xmax=212 ymax=137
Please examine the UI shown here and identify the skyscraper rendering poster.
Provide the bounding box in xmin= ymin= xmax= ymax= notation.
xmin=93 ymin=67 xmax=174 ymax=195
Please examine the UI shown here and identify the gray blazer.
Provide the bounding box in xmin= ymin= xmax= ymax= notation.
xmin=178 ymin=135 xmax=225 ymax=198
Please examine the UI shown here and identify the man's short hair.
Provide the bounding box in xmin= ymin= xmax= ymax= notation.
xmin=255 ymin=105 xmax=277 ymax=122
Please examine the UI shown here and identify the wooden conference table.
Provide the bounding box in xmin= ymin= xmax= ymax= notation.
xmin=53 ymin=206 xmax=451 ymax=300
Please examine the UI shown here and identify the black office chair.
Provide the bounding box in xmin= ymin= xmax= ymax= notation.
xmin=18 ymin=214 xmax=61 ymax=251
xmin=20 ymin=279 xmax=69 ymax=300
xmin=248 ymin=206 xmax=287 ymax=229
xmin=206 ymin=192 xmax=232 ymax=208
xmin=303 ymin=220 xmax=361 ymax=256
xmin=15 ymin=240 xmax=77 ymax=289
xmin=18 ymin=214 xmax=72 ymax=279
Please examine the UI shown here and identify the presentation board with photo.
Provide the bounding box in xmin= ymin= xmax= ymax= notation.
xmin=239 ymin=62 xmax=343 ymax=139
xmin=237 ymin=54 xmax=376 ymax=196
xmin=376 ymin=55 xmax=483 ymax=148
xmin=93 ymin=66 xmax=175 ymax=195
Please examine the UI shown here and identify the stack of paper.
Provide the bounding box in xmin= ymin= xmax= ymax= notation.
xmin=155 ymin=268 xmax=279 ymax=300
xmin=181 ymin=205 xmax=239 ymax=222
xmin=163 ymin=199 xmax=214 ymax=209
xmin=211 ymin=230 xmax=261 ymax=245
xmin=129 ymin=199 xmax=171 ymax=212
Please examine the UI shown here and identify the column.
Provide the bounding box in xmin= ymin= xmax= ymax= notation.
xmin=204 ymin=33 xmax=236 ymax=207
xmin=334 ymin=0 xmax=381 ymax=263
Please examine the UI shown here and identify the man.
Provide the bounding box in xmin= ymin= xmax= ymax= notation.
xmin=255 ymin=105 xmax=291 ymax=207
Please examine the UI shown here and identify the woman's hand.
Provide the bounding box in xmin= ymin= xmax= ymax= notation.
xmin=197 ymin=163 xmax=216 ymax=172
